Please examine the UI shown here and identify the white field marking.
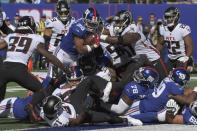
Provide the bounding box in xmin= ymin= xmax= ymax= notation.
xmin=6 ymin=86 xmax=26 ymax=92
xmin=191 ymin=76 xmax=197 ymax=80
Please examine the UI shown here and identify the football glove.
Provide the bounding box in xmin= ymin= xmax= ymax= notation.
xmin=178 ymin=56 xmax=189 ymax=63
xmin=166 ymin=99 xmax=180 ymax=116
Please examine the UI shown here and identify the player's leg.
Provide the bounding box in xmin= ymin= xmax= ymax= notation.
xmin=0 ymin=63 xmax=10 ymax=101
xmin=165 ymin=59 xmax=175 ymax=73
xmin=152 ymin=58 xmax=168 ymax=83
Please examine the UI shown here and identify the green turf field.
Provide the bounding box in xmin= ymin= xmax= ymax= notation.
xmin=1 ymin=74 xmax=197 ymax=130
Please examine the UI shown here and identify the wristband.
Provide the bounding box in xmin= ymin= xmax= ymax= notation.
xmin=193 ymin=87 xmax=197 ymax=92
xmin=100 ymin=35 xmax=108 ymax=41
xmin=86 ymin=45 xmax=92 ymax=52
xmin=93 ymin=44 xmax=99 ymax=48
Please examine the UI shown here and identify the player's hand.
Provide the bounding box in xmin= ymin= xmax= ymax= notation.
xmin=166 ymin=99 xmax=180 ymax=116
xmin=93 ymin=33 xmax=100 ymax=48
xmin=178 ymin=56 xmax=189 ymax=63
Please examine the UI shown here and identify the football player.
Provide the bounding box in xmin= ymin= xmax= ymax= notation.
xmin=0 ymin=16 xmax=69 ymax=117
xmin=44 ymin=0 xmax=75 ymax=54
xmin=156 ymin=7 xmax=194 ymax=72
xmin=100 ymin=10 xmax=167 ymax=84
xmin=123 ymin=68 xmax=190 ymax=123
xmin=99 ymin=67 xmax=159 ymax=115
xmin=44 ymin=0 xmax=75 ymax=79
xmin=43 ymin=7 xmax=102 ymax=89
xmin=0 ymin=66 xmax=83 ymax=120
xmin=55 ymin=7 xmax=101 ymax=67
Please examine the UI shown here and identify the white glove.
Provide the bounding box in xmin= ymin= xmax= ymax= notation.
xmin=166 ymin=99 xmax=180 ymax=116
xmin=178 ymin=56 xmax=189 ymax=63
xmin=121 ymin=115 xmax=143 ymax=126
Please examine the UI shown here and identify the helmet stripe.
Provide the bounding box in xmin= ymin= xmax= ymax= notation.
xmin=92 ymin=7 xmax=96 ymax=21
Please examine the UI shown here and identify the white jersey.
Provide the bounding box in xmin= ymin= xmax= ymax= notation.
xmin=40 ymin=102 xmax=76 ymax=127
xmin=45 ymin=17 xmax=75 ymax=53
xmin=160 ymin=23 xmax=191 ymax=60
xmin=3 ymin=33 xmax=44 ymax=65
xmin=101 ymin=23 xmax=160 ymax=68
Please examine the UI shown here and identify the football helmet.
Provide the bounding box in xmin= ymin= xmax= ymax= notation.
xmin=17 ymin=16 xmax=36 ymax=33
xmin=164 ymin=7 xmax=180 ymax=27
xmin=189 ymin=100 xmax=197 ymax=117
xmin=113 ymin=10 xmax=132 ymax=34
xmin=169 ymin=68 xmax=190 ymax=88
xmin=43 ymin=95 xmax=62 ymax=120
xmin=66 ymin=66 xmax=84 ymax=83
xmin=82 ymin=7 xmax=100 ymax=33
xmin=133 ymin=67 xmax=159 ymax=88
xmin=56 ymin=0 xmax=70 ymax=22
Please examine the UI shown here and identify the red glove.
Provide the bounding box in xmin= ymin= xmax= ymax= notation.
xmin=93 ymin=33 xmax=100 ymax=48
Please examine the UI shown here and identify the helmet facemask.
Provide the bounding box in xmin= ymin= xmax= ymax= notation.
xmin=82 ymin=8 xmax=100 ymax=33
xmin=43 ymin=96 xmax=62 ymax=120
xmin=189 ymin=100 xmax=197 ymax=117
xmin=164 ymin=7 xmax=180 ymax=27
xmin=113 ymin=11 xmax=132 ymax=34
xmin=83 ymin=18 xmax=99 ymax=33
xmin=66 ymin=66 xmax=84 ymax=87
xmin=133 ymin=67 xmax=159 ymax=89
xmin=56 ymin=1 xmax=70 ymax=22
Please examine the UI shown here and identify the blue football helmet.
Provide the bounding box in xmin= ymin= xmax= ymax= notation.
xmin=82 ymin=7 xmax=100 ymax=33
xmin=189 ymin=100 xmax=197 ymax=117
xmin=66 ymin=66 xmax=84 ymax=83
xmin=133 ymin=67 xmax=159 ymax=88
xmin=170 ymin=68 xmax=190 ymax=88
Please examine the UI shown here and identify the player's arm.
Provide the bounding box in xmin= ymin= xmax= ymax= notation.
xmin=74 ymin=35 xmax=98 ymax=54
xmin=100 ymin=32 xmax=141 ymax=45
xmin=0 ymin=21 xmax=13 ymax=35
xmin=184 ymin=34 xmax=194 ymax=57
xmin=37 ymin=43 xmax=70 ymax=73
xmin=0 ymin=38 xmax=8 ymax=49
xmin=156 ymin=35 xmax=164 ymax=51
xmin=68 ymin=112 xmax=87 ymax=126
xmin=166 ymin=114 xmax=184 ymax=124
xmin=43 ymin=28 xmax=52 ymax=47
xmin=168 ymin=88 xmax=197 ymax=105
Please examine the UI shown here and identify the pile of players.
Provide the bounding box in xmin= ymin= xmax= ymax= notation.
xmin=0 ymin=0 xmax=196 ymax=127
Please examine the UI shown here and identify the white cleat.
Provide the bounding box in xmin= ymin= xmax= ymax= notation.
xmin=100 ymin=82 xmax=112 ymax=103
xmin=121 ymin=115 xmax=143 ymax=126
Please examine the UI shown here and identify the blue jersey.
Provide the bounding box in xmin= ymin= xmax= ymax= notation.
xmin=122 ymin=81 xmax=150 ymax=101
xmin=140 ymin=77 xmax=184 ymax=113
xmin=182 ymin=107 xmax=197 ymax=125
xmin=59 ymin=18 xmax=88 ymax=55
xmin=13 ymin=95 xmax=33 ymax=119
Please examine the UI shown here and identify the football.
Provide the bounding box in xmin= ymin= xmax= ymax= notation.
xmin=84 ymin=33 xmax=95 ymax=45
